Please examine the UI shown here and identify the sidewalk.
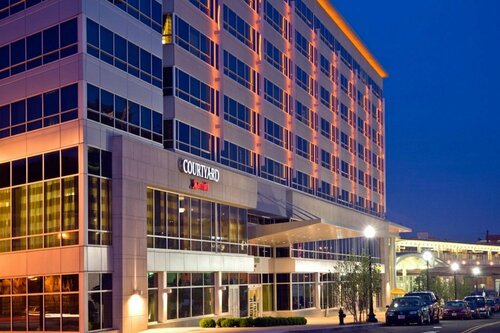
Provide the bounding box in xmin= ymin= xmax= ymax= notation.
xmin=143 ymin=311 xmax=386 ymax=333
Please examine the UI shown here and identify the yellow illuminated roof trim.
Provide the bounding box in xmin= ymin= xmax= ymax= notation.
xmin=317 ymin=0 xmax=388 ymax=79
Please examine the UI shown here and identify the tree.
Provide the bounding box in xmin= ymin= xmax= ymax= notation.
xmin=331 ymin=253 xmax=382 ymax=323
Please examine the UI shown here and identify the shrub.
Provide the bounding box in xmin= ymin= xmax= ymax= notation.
xmin=220 ymin=318 xmax=240 ymax=327
xmin=199 ymin=318 xmax=216 ymax=328
xmin=216 ymin=318 xmax=226 ymax=327
xmin=252 ymin=316 xmax=307 ymax=327
xmin=239 ymin=317 xmax=255 ymax=327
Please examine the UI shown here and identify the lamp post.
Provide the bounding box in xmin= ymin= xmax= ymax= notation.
xmin=472 ymin=267 xmax=480 ymax=295
xmin=422 ymin=251 xmax=433 ymax=291
xmin=364 ymin=226 xmax=377 ymax=323
xmin=451 ymin=262 xmax=459 ymax=299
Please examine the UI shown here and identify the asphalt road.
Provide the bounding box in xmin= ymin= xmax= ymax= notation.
xmin=366 ymin=314 xmax=500 ymax=333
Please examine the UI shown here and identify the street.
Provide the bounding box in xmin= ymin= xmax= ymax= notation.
xmin=365 ymin=316 xmax=500 ymax=333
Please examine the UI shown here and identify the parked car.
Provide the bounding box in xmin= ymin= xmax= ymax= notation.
xmin=386 ymin=296 xmax=431 ymax=326
xmin=464 ymin=296 xmax=489 ymax=318
xmin=405 ymin=291 xmax=441 ymax=323
xmin=486 ymin=299 xmax=497 ymax=313
xmin=442 ymin=300 xmax=473 ymax=320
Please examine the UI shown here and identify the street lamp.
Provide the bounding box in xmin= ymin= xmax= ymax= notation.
xmin=451 ymin=262 xmax=459 ymax=299
xmin=364 ymin=226 xmax=377 ymax=323
xmin=472 ymin=267 xmax=480 ymax=295
xmin=422 ymin=251 xmax=433 ymax=291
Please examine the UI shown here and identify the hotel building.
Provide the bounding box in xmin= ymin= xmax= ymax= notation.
xmin=0 ymin=0 xmax=403 ymax=331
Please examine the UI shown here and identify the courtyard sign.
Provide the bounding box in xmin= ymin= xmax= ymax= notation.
xmin=179 ymin=158 xmax=220 ymax=182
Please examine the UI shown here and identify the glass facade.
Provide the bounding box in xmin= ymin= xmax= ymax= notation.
xmin=147 ymin=188 xmax=248 ymax=254
xmin=166 ymin=272 xmax=214 ymax=320
xmin=0 ymin=274 xmax=79 ymax=332
xmin=88 ymin=273 xmax=112 ymax=331
xmin=0 ymin=148 xmax=79 ymax=253
xmin=0 ymin=83 xmax=78 ymax=139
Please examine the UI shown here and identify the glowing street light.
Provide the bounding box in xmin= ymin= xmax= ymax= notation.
xmin=364 ymin=226 xmax=377 ymax=323
xmin=451 ymin=262 xmax=459 ymax=299
xmin=422 ymin=251 xmax=433 ymax=291
xmin=472 ymin=267 xmax=481 ymax=294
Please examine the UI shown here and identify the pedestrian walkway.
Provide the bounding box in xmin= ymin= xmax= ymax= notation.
xmin=142 ymin=311 xmax=386 ymax=333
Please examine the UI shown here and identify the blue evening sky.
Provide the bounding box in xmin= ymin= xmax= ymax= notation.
xmin=333 ymin=0 xmax=500 ymax=242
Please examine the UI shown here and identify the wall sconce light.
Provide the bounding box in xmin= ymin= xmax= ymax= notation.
xmin=165 ymin=288 xmax=173 ymax=294
xmin=133 ymin=289 xmax=143 ymax=296
xmin=220 ymin=286 xmax=227 ymax=291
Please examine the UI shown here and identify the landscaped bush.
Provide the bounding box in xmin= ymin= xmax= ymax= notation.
xmin=220 ymin=318 xmax=240 ymax=327
xmin=199 ymin=318 xmax=216 ymax=328
xmin=238 ymin=317 xmax=255 ymax=327
xmin=216 ymin=318 xmax=226 ymax=327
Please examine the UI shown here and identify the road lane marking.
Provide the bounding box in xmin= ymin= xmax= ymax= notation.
xmin=461 ymin=320 xmax=500 ymax=333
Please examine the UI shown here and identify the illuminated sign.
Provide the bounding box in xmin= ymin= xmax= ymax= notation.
xmin=191 ymin=179 xmax=209 ymax=191
xmin=179 ymin=158 xmax=220 ymax=182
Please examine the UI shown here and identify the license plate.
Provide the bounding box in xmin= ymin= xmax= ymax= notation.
xmin=452 ymin=313 xmax=457 ymax=316
xmin=398 ymin=315 xmax=405 ymax=319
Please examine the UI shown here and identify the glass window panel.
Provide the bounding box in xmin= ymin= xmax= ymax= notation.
xmin=12 ymin=186 xmax=27 ymax=238
xmin=167 ymin=193 xmax=178 ymax=238
xmin=87 ymin=19 xmax=99 ymax=47
xmin=87 ymin=84 xmax=100 ymax=112
xmin=43 ymin=89 xmax=59 ymax=117
xmin=62 ymin=293 xmax=79 ymax=331
xmin=60 ymin=18 xmax=77 ymax=48
xmin=62 ymin=275 xmax=79 ymax=292
xmin=88 ymin=176 xmax=100 ymax=232
xmin=0 ymin=105 xmax=9 ymax=130
xmin=102 ymin=291 xmax=112 ymax=328
xmin=101 ymin=150 xmax=112 ymax=179
xmin=0 ymin=297 xmax=11 ymax=331
xmin=128 ymin=42 xmax=139 ymax=67
xmin=0 ymin=45 xmax=9 ymax=71
xmin=43 ymin=25 xmax=59 ymax=53
xmin=191 ymin=287 xmax=203 ymax=316
xmin=61 ymin=84 xmax=78 ymax=112
xmin=101 ymin=179 xmax=111 ymax=233
xmin=0 ymin=189 xmax=10 ymax=242
xmin=12 ymin=295 xmax=26 ymax=331
xmin=178 ymin=288 xmax=190 ymax=318
xmin=128 ymin=101 xmax=140 ymax=126
xmin=45 ymin=294 xmax=61 ymax=331
xmin=44 ymin=151 xmax=60 ymax=179
xmin=28 ymin=276 xmax=43 ymax=293
xmin=88 ymin=291 xmax=101 ymax=330
xmin=148 ymin=289 xmax=157 ymax=322
xmin=88 ymin=147 xmax=100 ymax=176
xmin=114 ymin=95 xmax=127 ymax=122
xmin=140 ymin=106 xmax=151 ymax=130
xmin=167 ymin=289 xmax=177 ymax=319
xmin=10 ymin=39 xmax=25 ymax=65
xmin=27 ymin=95 xmax=42 ymax=122
xmin=62 ymin=176 xmax=78 ymax=231
xmin=44 ymin=275 xmax=61 ymax=293
xmin=12 ymin=278 xmax=26 ymax=294
xmin=44 ymin=179 xmax=61 ymax=233
xmin=11 ymin=100 xmax=25 ymax=126
xmin=28 ymin=182 xmax=43 ymax=236
xmin=100 ymin=90 xmax=114 ymax=118
xmin=27 ymin=155 xmax=42 ymax=183
xmin=99 ymin=26 xmax=114 ymax=54
xmin=61 ymin=147 xmax=78 ymax=176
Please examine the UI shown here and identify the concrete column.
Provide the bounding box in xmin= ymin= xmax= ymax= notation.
xmin=215 ymin=271 xmax=222 ymax=315
xmin=315 ymin=273 xmax=322 ymax=310
xmin=157 ymin=272 xmax=167 ymax=323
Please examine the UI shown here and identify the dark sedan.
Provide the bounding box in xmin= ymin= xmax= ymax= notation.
xmin=386 ymin=296 xmax=431 ymax=326
xmin=464 ymin=296 xmax=490 ymax=318
xmin=442 ymin=300 xmax=473 ymax=320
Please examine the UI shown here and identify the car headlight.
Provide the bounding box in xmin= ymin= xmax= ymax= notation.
xmin=409 ymin=311 xmax=417 ymax=315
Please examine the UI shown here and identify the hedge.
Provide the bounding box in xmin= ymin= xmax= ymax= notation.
xmin=201 ymin=316 xmax=307 ymax=328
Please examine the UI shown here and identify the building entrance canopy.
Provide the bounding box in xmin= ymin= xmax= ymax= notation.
xmin=248 ymin=218 xmax=372 ymax=246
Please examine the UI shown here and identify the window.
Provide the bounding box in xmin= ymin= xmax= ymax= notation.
xmin=296 ymin=66 xmax=316 ymax=96
xmin=264 ymin=79 xmax=290 ymax=113
xmin=173 ymin=69 xmax=218 ymax=114
xmin=340 ymin=131 xmax=349 ymax=150
xmin=264 ymin=39 xmax=291 ymax=77
xmin=295 ymin=136 xmax=317 ymax=162
xmin=175 ymin=121 xmax=215 ymax=161
xmin=88 ymin=273 xmax=112 ymax=331
xmin=292 ymin=273 xmax=315 ymax=310
xmin=264 ymin=0 xmax=290 ymax=40
xmin=264 ymin=118 xmax=290 ymax=149
xmin=320 ymin=118 xmax=330 ymax=139
xmin=295 ymin=30 xmax=314 ymax=63
xmin=223 ymin=5 xmax=259 ymax=53
xmin=0 ymin=148 xmax=79 ymax=253
xmin=86 ymin=18 xmax=162 ymax=88
xmin=223 ymin=96 xmax=258 ymax=134
xmin=295 ymin=0 xmax=313 ymax=28
xmin=223 ymin=51 xmax=260 ymax=94
xmin=292 ymin=170 xmax=315 ymax=194
xmin=174 ymin=16 xmax=218 ymax=67
xmin=166 ymin=272 xmax=215 ymax=319
xmin=341 ymin=160 xmax=349 ymax=178
xmin=295 ymin=101 xmax=316 ymax=129
xmin=0 ymin=18 xmax=77 ymax=80
xmin=320 ymin=150 xmax=331 ymax=170
xmin=189 ymin=0 xmax=218 ymax=21
xmin=220 ymin=141 xmax=256 ymax=175
xmin=261 ymin=158 xmax=288 ymax=186
xmin=88 ymin=147 xmax=112 ymax=246
xmin=87 ymin=84 xmax=162 ymax=143
xmin=320 ymin=86 xmax=337 ymax=112
xmin=0 ymin=274 xmax=79 ymax=332
xmin=107 ymin=0 xmax=162 ymax=33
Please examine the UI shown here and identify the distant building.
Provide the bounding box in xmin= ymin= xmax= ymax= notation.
xmin=396 ymin=238 xmax=500 ymax=296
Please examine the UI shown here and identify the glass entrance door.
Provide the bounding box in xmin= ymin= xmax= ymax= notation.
xmin=248 ymin=285 xmax=261 ymax=318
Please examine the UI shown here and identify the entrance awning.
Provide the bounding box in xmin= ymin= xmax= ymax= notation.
xmin=248 ymin=218 xmax=363 ymax=246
